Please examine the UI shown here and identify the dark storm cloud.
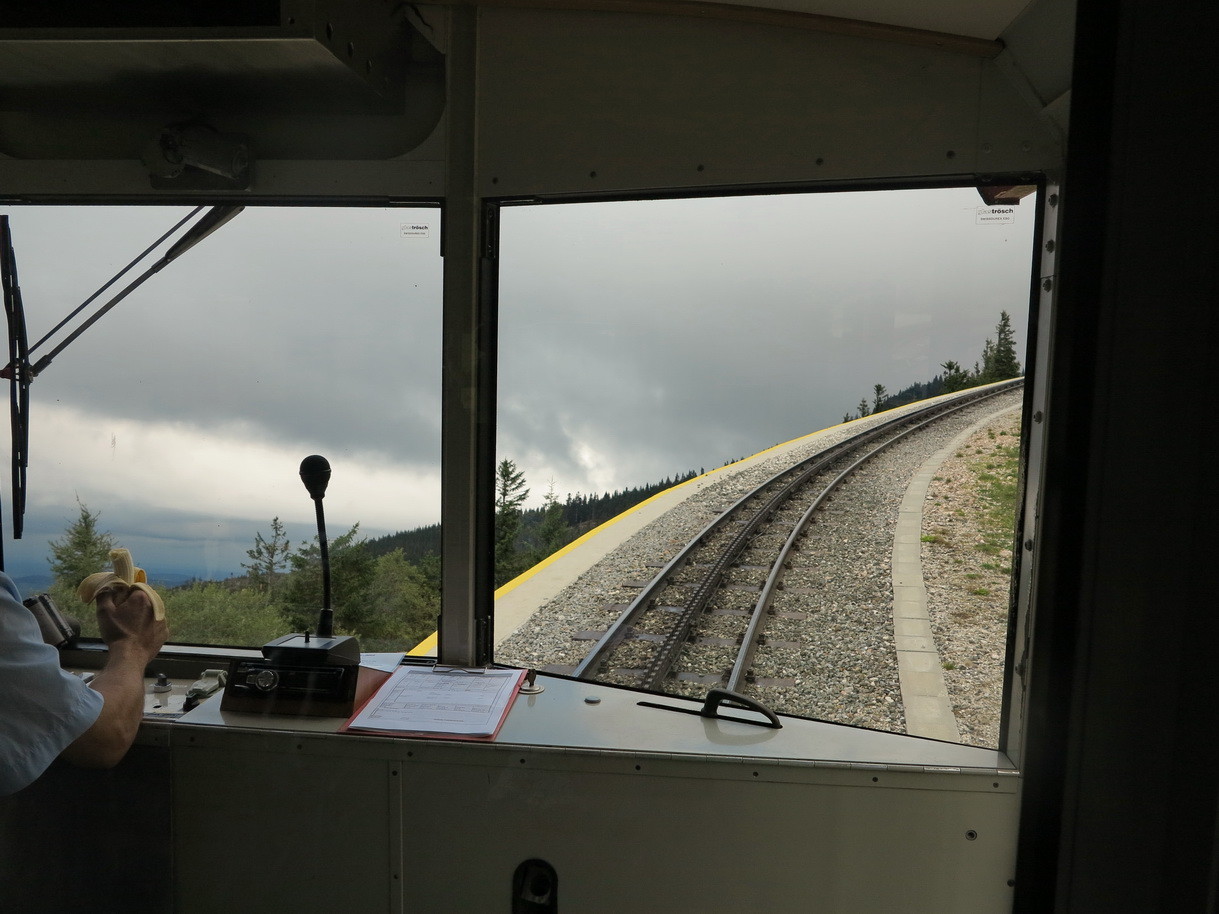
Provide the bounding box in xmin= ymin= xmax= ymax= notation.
xmin=12 ymin=205 xmax=444 ymax=467
xmin=496 ymin=188 xmax=1035 ymax=502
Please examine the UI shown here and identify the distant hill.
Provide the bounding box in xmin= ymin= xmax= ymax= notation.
xmin=10 ymin=571 xmax=53 ymax=594
xmin=9 ymin=570 xmax=203 ymax=597
xmin=366 ymin=523 xmax=441 ymax=563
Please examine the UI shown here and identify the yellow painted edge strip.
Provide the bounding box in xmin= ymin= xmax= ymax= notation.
xmin=408 ymin=631 xmax=438 ymax=656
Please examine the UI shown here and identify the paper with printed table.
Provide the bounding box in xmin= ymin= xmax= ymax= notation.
xmin=343 ymin=665 xmax=526 ymax=739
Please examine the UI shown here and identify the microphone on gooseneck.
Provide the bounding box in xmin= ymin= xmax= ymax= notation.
xmin=299 ymin=455 xmax=333 ymax=638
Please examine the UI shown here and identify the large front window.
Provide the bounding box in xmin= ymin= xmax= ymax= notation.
xmin=1 ymin=204 xmax=442 ymax=651
xmin=491 ymin=185 xmax=1037 ymax=748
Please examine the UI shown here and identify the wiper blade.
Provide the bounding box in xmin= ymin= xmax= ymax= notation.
xmin=1 ymin=214 xmax=28 ymax=551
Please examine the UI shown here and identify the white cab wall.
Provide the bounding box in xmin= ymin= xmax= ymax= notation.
xmin=172 ymin=722 xmax=1019 ymax=912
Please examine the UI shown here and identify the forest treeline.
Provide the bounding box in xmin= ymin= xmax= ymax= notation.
xmin=366 ymin=470 xmax=699 ymax=566
xmin=843 ymin=311 xmax=1022 ymax=422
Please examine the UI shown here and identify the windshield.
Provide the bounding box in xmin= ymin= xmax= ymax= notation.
xmin=491 ymin=185 xmax=1037 ymax=748
xmin=1 ymin=204 xmax=442 ymax=651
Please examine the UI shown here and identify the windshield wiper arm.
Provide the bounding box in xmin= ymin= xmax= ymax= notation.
xmin=0 ymin=204 xmax=243 ymax=544
xmin=27 ymin=205 xmax=243 ymax=377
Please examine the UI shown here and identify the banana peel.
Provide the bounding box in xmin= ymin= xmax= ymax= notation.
xmin=78 ymin=548 xmax=166 ymax=621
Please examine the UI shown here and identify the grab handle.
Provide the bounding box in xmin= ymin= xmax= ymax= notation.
xmin=700 ymin=689 xmax=783 ymax=729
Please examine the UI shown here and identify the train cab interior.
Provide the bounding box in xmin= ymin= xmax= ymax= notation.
xmin=1 ymin=0 xmax=1215 ymax=911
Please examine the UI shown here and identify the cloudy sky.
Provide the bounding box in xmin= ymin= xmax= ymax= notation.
xmin=498 ymin=189 xmax=1035 ymax=497
xmin=1 ymin=186 xmax=1034 ymax=583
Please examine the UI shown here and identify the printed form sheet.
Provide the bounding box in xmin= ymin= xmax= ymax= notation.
xmin=346 ymin=666 xmax=525 ymax=737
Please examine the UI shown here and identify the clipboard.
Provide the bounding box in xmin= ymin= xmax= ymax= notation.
xmin=340 ymin=665 xmax=527 ymax=741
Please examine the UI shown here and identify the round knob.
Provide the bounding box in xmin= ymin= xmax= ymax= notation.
xmin=253 ymin=669 xmax=279 ymax=692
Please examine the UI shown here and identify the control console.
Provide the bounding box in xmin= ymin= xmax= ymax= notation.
xmin=222 ymin=633 xmax=361 ymax=716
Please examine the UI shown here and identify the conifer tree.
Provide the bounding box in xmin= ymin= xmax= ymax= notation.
xmin=279 ymin=524 xmax=374 ymax=633
xmin=242 ymin=516 xmax=292 ymax=595
xmin=940 ymin=359 xmax=973 ymax=393
xmin=48 ymin=500 xmax=115 ymax=589
xmin=362 ymin=549 xmax=440 ymax=649
xmin=494 ymin=459 xmax=529 ymax=587
xmin=535 ymin=481 xmax=570 ymax=558
xmin=979 ymin=310 xmax=1021 ymax=382
xmin=872 ymin=383 xmax=888 ymax=414
xmin=46 ymin=500 xmax=117 ymax=622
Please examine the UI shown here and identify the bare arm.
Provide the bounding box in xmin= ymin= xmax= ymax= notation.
xmin=61 ymin=586 xmax=168 ymax=769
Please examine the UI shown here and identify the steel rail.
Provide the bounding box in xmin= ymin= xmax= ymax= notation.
xmin=723 ymin=385 xmax=1019 ymax=691
xmin=570 ymin=423 xmax=896 ymax=680
xmin=637 ymin=428 xmax=889 ymax=689
xmin=572 ymin=405 xmax=927 ymax=679
xmin=573 ymin=380 xmax=1022 ymax=684
xmin=666 ymin=383 xmax=1018 ymax=692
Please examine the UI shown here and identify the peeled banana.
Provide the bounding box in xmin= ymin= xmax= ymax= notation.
xmin=77 ymin=548 xmax=166 ymax=621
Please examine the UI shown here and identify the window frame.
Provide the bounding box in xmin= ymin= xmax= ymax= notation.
xmin=465 ymin=176 xmax=1049 ymax=756
xmin=1 ymin=195 xmax=444 ymax=652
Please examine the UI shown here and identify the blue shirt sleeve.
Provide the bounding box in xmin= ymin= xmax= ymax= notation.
xmin=1 ymin=574 xmax=104 ymax=796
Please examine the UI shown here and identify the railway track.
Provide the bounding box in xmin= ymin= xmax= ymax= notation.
xmin=571 ymin=381 xmax=1023 ymax=721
